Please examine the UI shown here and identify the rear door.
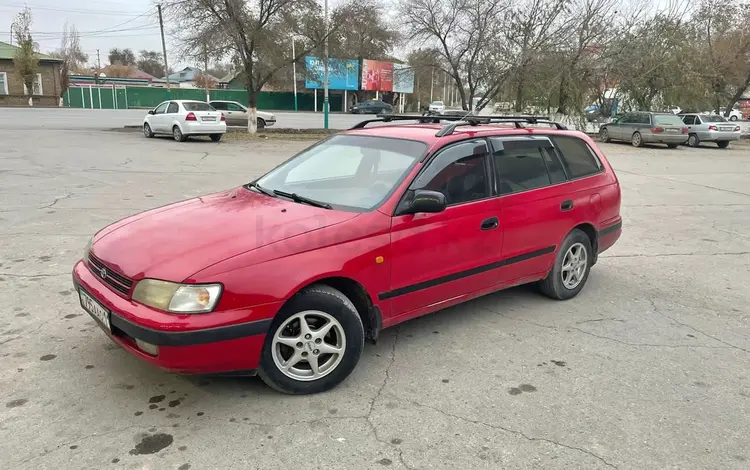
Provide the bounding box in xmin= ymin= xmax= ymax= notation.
xmin=165 ymin=101 xmax=179 ymax=130
xmin=388 ymin=139 xmax=504 ymax=318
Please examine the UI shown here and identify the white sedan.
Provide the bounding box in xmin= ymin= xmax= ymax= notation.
xmin=143 ymin=100 xmax=226 ymax=142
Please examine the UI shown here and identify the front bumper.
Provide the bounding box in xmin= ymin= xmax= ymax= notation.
xmin=698 ymin=131 xmax=741 ymax=142
xmin=72 ymin=260 xmax=279 ymax=375
xmin=265 ymin=119 xmax=276 ymax=127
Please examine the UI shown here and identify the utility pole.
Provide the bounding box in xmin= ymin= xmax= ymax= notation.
xmin=429 ymin=67 xmax=434 ymax=103
xmin=204 ymin=46 xmax=209 ymax=102
xmin=323 ymin=0 xmax=329 ymax=129
xmin=157 ymin=4 xmax=171 ymax=93
xmin=291 ymin=38 xmax=298 ymax=111
xmin=95 ymin=49 xmax=101 ymax=85
xmin=9 ymin=24 xmax=12 ymax=46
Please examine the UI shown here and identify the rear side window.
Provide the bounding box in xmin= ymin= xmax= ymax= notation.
xmin=167 ymin=102 xmax=178 ymax=113
xmin=490 ymin=139 xmax=552 ymax=195
xmin=550 ymin=136 xmax=602 ymax=179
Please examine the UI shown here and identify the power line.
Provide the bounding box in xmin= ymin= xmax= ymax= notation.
xmin=0 ymin=2 xmax=146 ymax=16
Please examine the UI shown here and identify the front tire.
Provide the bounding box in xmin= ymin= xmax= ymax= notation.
xmin=730 ymin=116 xmax=738 ymax=121
xmin=631 ymin=132 xmax=643 ymax=147
xmin=143 ymin=123 xmax=154 ymax=138
xmin=538 ymin=229 xmax=593 ymax=300
xmin=173 ymin=125 xmax=187 ymax=142
xmin=257 ymin=118 xmax=266 ymax=129
xmin=600 ymin=127 xmax=611 ymax=143
xmin=687 ymin=134 xmax=700 ymax=147
xmin=258 ymin=285 xmax=364 ymax=395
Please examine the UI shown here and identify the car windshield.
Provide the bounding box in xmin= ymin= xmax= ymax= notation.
xmin=702 ymin=115 xmax=727 ymax=122
xmin=254 ymin=135 xmax=427 ymax=211
xmin=653 ymin=114 xmax=684 ymax=125
xmin=183 ymin=102 xmax=214 ymax=111
xmin=432 ymin=101 xmax=444 ymax=106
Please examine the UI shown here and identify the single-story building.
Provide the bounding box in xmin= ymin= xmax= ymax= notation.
xmin=0 ymin=41 xmax=63 ymax=106
xmin=164 ymin=66 xmax=218 ymax=89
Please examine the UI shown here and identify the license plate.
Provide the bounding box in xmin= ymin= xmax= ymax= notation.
xmin=201 ymin=117 xmax=216 ymax=122
xmin=79 ymin=289 xmax=111 ymax=331
xmin=720 ymin=127 xmax=732 ymax=131
xmin=667 ymin=128 xmax=678 ymax=133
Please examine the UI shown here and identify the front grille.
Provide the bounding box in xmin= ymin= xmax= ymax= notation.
xmin=88 ymin=253 xmax=133 ymax=296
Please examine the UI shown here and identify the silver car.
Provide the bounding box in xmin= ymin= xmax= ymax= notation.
xmin=599 ymin=112 xmax=688 ymax=148
xmin=679 ymin=113 xmax=741 ymax=148
xmin=208 ymin=100 xmax=276 ymax=128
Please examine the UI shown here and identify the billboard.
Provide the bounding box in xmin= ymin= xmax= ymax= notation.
xmin=392 ymin=63 xmax=415 ymax=93
xmin=361 ymin=59 xmax=393 ymax=92
xmin=305 ymin=57 xmax=359 ymax=91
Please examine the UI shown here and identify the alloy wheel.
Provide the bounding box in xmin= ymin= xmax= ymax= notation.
xmin=561 ymin=242 xmax=587 ymax=290
xmin=271 ymin=310 xmax=346 ymax=382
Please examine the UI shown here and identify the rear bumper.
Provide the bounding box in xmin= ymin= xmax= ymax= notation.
xmin=642 ymin=133 xmax=688 ymax=144
xmin=72 ymin=260 xmax=278 ymax=375
xmin=697 ymin=131 xmax=741 ymax=142
xmin=597 ymin=219 xmax=622 ymax=257
xmin=182 ymin=122 xmax=227 ymax=135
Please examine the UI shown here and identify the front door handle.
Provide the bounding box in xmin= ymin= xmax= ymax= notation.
xmin=481 ymin=217 xmax=499 ymax=231
xmin=560 ymin=200 xmax=574 ymax=211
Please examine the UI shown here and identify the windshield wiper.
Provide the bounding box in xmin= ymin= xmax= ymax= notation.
xmin=272 ymin=190 xmax=332 ymax=209
xmin=247 ymin=182 xmax=275 ymax=197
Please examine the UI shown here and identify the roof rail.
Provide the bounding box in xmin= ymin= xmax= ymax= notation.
xmin=349 ymin=113 xmax=484 ymax=130
xmin=436 ymin=115 xmax=567 ymax=136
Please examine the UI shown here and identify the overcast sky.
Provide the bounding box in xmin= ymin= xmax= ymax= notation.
xmin=0 ymin=0 xmax=350 ymax=70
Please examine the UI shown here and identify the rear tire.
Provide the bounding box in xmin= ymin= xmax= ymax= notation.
xmin=210 ymin=134 xmax=222 ymax=142
xmin=173 ymin=125 xmax=187 ymax=142
xmin=143 ymin=123 xmax=154 ymax=138
xmin=258 ymin=285 xmax=364 ymax=395
xmin=631 ymin=132 xmax=643 ymax=147
xmin=717 ymin=140 xmax=730 ymax=149
xmin=538 ymin=229 xmax=593 ymax=300
xmin=687 ymin=133 xmax=700 ymax=147
xmin=667 ymin=143 xmax=678 ymax=149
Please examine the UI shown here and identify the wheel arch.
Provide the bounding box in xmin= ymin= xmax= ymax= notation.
xmin=571 ymin=222 xmax=598 ymax=265
xmin=285 ymin=276 xmax=382 ymax=344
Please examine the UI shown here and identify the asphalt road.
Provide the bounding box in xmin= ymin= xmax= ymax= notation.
xmin=1 ymin=128 xmax=749 ymax=469
xmin=0 ymin=107 xmax=376 ymax=131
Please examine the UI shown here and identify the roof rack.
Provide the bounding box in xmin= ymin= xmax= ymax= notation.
xmin=349 ymin=113 xmax=567 ymax=135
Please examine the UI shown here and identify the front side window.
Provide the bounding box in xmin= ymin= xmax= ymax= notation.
xmin=491 ymin=139 xmax=552 ymax=195
xmin=255 ymin=135 xmax=426 ymax=211
xmin=210 ymin=102 xmax=227 ymax=110
xmin=682 ymin=115 xmax=695 ymax=125
xmin=227 ymin=102 xmax=245 ymax=111
xmin=410 ymin=140 xmax=489 ymax=206
xmin=551 ymin=136 xmax=602 ymax=179
xmin=153 ymin=102 xmax=168 ymax=114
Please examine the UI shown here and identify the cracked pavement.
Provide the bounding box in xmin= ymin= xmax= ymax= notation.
xmin=1 ymin=128 xmax=749 ymax=469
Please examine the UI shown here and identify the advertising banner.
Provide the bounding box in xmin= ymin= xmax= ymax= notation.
xmin=392 ymin=63 xmax=415 ymax=93
xmin=361 ymin=59 xmax=393 ymax=92
xmin=305 ymin=57 xmax=359 ymax=91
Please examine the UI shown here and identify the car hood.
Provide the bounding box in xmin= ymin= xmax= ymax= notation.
xmin=91 ymin=187 xmax=357 ymax=282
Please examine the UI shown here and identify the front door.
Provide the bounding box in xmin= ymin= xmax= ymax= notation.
xmin=610 ymin=113 xmax=631 ymax=140
xmin=387 ymin=139 xmax=504 ymax=318
xmin=223 ymin=102 xmax=247 ymax=126
xmin=151 ymin=101 xmax=169 ymax=132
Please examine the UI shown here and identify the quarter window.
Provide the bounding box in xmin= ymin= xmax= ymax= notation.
xmin=411 ymin=140 xmax=489 ymax=205
xmin=491 ymin=139 xmax=552 ymax=195
xmin=550 ymin=136 xmax=602 ymax=179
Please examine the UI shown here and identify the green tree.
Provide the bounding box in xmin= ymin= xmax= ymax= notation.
xmin=12 ymin=6 xmax=39 ymax=106
xmin=108 ymin=48 xmax=136 ymax=66
xmin=136 ymin=50 xmax=164 ymax=77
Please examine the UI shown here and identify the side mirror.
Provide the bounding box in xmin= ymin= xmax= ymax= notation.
xmin=148 ymin=109 xmax=155 ymax=115
xmin=404 ymin=190 xmax=446 ymax=215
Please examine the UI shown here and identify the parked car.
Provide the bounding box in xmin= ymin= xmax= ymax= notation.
xmin=143 ymin=100 xmax=226 ymax=142
xmin=73 ymin=115 xmax=622 ymax=394
xmin=718 ymin=108 xmax=743 ymax=121
xmin=679 ymin=113 xmax=741 ymax=148
xmin=208 ymin=100 xmax=276 ymax=129
xmin=349 ymin=100 xmax=392 ymax=114
xmin=599 ymin=112 xmax=688 ymax=148
xmin=429 ymin=100 xmax=446 ymax=114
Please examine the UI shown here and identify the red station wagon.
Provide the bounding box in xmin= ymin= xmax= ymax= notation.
xmin=72 ymin=115 xmax=622 ymax=394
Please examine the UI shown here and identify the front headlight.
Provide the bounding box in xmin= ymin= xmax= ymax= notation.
xmin=132 ymin=279 xmax=222 ymax=314
xmin=83 ymin=237 xmax=93 ymax=263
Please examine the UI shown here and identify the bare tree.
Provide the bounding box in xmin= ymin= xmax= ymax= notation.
xmin=169 ymin=0 xmax=332 ymax=133
xmin=52 ymin=23 xmax=88 ymax=99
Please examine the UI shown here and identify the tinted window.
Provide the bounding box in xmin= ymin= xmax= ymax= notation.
xmin=210 ymin=102 xmax=227 ymax=110
xmin=617 ymin=114 xmax=632 ymax=124
xmin=153 ymin=102 xmax=168 ymax=114
xmin=412 ymin=140 xmax=489 ymax=205
xmin=491 ymin=139 xmax=551 ymax=194
xmin=227 ymin=102 xmax=245 ymax=111
xmin=653 ymin=114 xmax=683 ymax=125
xmin=638 ymin=114 xmax=651 ymax=124
xmin=702 ymin=115 xmax=727 ymax=122
xmin=167 ymin=102 xmax=178 ymax=113
xmin=183 ymin=102 xmax=214 ymax=111
xmin=550 ymin=136 xmax=602 ymax=179
xmin=542 ymin=147 xmax=567 ymax=184
xmin=682 ymin=115 xmax=695 ymax=125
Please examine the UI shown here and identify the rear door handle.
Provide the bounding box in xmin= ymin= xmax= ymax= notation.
xmin=481 ymin=217 xmax=499 ymax=231
xmin=560 ymin=200 xmax=574 ymax=211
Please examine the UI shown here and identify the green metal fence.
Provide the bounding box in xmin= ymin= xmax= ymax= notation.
xmin=63 ymin=86 xmax=342 ymax=111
